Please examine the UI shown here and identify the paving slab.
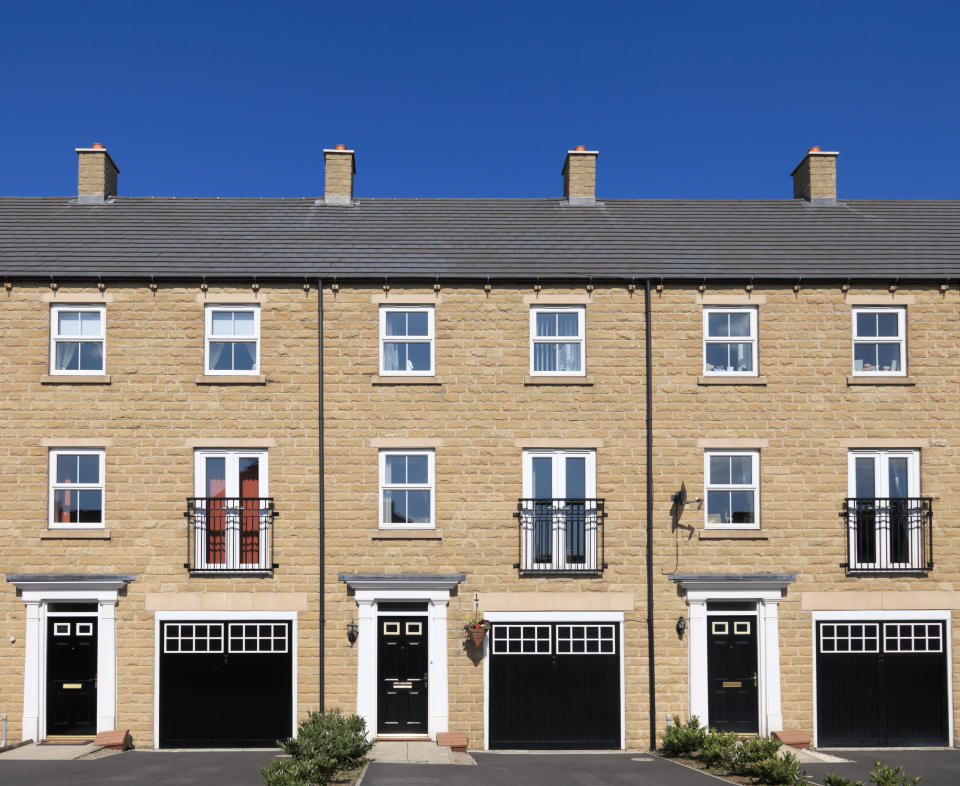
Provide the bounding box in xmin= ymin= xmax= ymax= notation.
xmin=0 ymin=742 xmax=100 ymax=760
xmin=369 ymin=740 xmax=455 ymax=764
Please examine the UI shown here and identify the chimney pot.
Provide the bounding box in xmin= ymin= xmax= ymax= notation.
xmin=791 ymin=147 xmax=838 ymax=203
xmin=76 ymin=143 xmax=119 ymax=202
xmin=807 ymin=146 xmax=821 ymax=153
xmin=323 ymin=146 xmax=356 ymax=206
xmin=562 ymin=147 xmax=599 ymax=204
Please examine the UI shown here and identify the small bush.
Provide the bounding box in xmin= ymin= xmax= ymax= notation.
xmin=695 ymin=728 xmax=738 ymax=769
xmin=730 ymin=736 xmax=783 ymax=777
xmin=755 ymin=751 xmax=806 ymax=785
xmin=659 ymin=716 xmax=706 ymax=757
xmin=825 ymin=774 xmax=863 ymax=786
xmin=261 ymin=709 xmax=374 ymax=786
xmin=871 ymin=761 xmax=922 ymax=786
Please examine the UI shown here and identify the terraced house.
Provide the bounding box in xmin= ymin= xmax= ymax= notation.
xmin=1 ymin=142 xmax=959 ymax=752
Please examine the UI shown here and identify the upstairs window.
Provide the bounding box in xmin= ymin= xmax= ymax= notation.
xmin=205 ymin=306 xmax=259 ymax=374
xmin=852 ymin=308 xmax=905 ymax=375
xmin=530 ymin=306 xmax=585 ymax=375
xmin=50 ymin=305 xmax=105 ymax=374
xmin=703 ymin=307 xmax=757 ymax=376
xmin=379 ymin=306 xmax=434 ymax=375
xmin=49 ymin=449 xmax=104 ymax=528
xmin=379 ymin=450 xmax=434 ymax=528
xmin=704 ymin=450 xmax=759 ymax=529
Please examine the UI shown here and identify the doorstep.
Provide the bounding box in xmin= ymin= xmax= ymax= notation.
xmin=369 ymin=740 xmax=475 ymax=765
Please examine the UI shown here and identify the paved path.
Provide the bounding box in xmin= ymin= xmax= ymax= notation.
xmin=369 ymin=740 xmax=457 ymax=764
xmin=802 ymin=749 xmax=960 ymax=786
xmin=0 ymin=742 xmax=100 ymax=760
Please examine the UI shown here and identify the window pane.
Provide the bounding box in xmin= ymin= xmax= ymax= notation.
xmin=385 ymin=312 xmax=407 ymax=337
xmin=80 ymin=311 xmax=101 ymax=337
xmin=853 ymin=343 xmax=877 ymax=372
xmin=710 ymin=455 xmax=730 ymax=484
xmin=707 ymin=313 xmax=729 ymax=337
xmin=239 ymin=458 xmax=260 ymax=497
xmin=77 ymin=490 xmax=103 ymax=523
xmin=404 ymin=490 xmax=431 ymax=523
xmin=55 ymin=341 xmax=80 ymax=370
xmin=233 ymin=311 xmax=255 ymax=337
xmin=856 ymin=312 xmax=878 ymax=338
xmin=406 ymin=312 xmax=429 ymax=336
xmin=206 ymin=457 xmax=226 ymax=498
xmin=730 ymin=490 xmax=755 ymax=523
xmin=888 ymin=458 xmax=908 ymax=498
xmin=557 ymin=313 xmax=578 ymax=337
xmin=382 ymin=341 xmax=403 ymax=371
xmin=876 ymin=343 xmax=900 ymax=372
xmin=232 ymin=342 xmax=257 ymax=370
xmin=533 ymin=342 xmax=556 ymax=371
xmin=58 ymin=311 xmax=81 ymax=336
xmin=565 ymin=457 xmax=586 ymax=498
xmin=556 ymin=343 xmax=581 ymax=372
xmin=211 ymin=311 xmax=234 ymax=336
xmin=383 ymin=489 xmax=406 ymax=522
xmin=78 ymin=454 xmax=99 ymax=484
xmin=705 ymin=343 xmax=728 ymax=371
xmin=729 ymin=312 xmax=751 ymax=337
xmin=209 ymin=342 xmax=232 ymax=370
xmin=730 ymin=456 xmax=752 ymax=485
xmin=79 ymin=342 xmax=103 ymax=371
xmin=877 ymin=312 xmax=899 ymax=337
xmin=384 ymin=455 xmax=406 ymax=484
xmin=707 ymin=490 xmax=729 ymax=523
xmin=57 ymin=454 xmax=79 ymax=484
xmin=532 ymin=457 xmax=553 ymax=499
xmin=406 ymin=454 xmax=429 ymax=484
xmin=54 ymin=490 xmax=77 ymax=523
xmin=855 ymin=457 xmax=875 ymax=498
xmin=405 ymin=342 xmax=431 ymax=371
xmin=732 ymin=343 xmax=753 ymax=372
xmin=536 ymin=312 xmax=557 ymax=337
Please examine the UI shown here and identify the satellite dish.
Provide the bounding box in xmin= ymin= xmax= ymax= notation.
xmin=672 ymin=481 xmax=687 ymax=507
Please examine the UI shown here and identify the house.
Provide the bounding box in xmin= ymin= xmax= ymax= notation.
xmin=1 ymin=142 xmax=958 ymax=751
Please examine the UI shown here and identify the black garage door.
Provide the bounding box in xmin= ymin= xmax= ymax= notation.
xmin=160 ymin=620 xmax=293 ymax=747
xmin=489 ymin=622 xmax=620 ymax=749
xmin=817 ymin=620 xmax=948 ymax=747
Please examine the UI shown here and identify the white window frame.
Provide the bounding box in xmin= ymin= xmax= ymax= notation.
xmin=378 ymin=449 xmax=435 ymax=530
xmin=702 ymin=306 xmax=758 ymax=377
xmin=203 ymin=305 xmax=260 ymax=375
xmin=378 ymin=305 xmax=435 ymax=376
xmin=194 ymin=449 xmax=270 ymax=570
xmin=846 ymin=449 xmax=921 ymax=570
xmin=704 ymin=450 xmax=760 ymax=530
xmin=521 ymin=449 xmax=597 ymax=571
xmin=48 ymin=449 xmax=105 ymax=529
xmin=529 ymin=305 xmax=586 ymax=376
xmin=49 ymin=305 xmax=106 ymax=376
xmin=851 ymin=307 xmax=906 ymax=376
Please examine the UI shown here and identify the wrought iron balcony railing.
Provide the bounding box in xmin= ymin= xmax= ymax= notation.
xmin=514 ymin=498 xmax=606 ymax=576
xmin=186 ymin=497 xmax=276 ymax=575
xmin=840 ymin=497 xmax=933 ymax=575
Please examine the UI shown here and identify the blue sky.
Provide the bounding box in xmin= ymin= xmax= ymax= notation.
xmin=1 ymin=1 xmax=957 ymax=199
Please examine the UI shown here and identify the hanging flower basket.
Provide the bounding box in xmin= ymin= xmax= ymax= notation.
xmin=464 ymin=611 xmax=490 ymax=647
xmin=467 ymin=626 xmax=487 ymax=647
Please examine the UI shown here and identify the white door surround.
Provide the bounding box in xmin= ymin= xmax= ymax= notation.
xmin=339 ymin=573 xmax=466 ymax=741
xmin=670 ymin=573 xmax=795 ymax=737
xmin=6 ymin=573 xmax=135 ymax=741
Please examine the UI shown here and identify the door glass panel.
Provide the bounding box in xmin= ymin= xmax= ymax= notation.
xmin=855 ymin=457 xmax=875 ymax=497
xmin=532 ymin=457 xmax=552 ymax=499
xmin=887 ymin=457 xmax=910 ymax=563
xmin=888 ymin=458 xmax=908 ymax=498
xmin=854 ymin=457 xmax=877 ymax=564
xmin=204 ymin=457 xmax=227 ymax=565
xmin=239 ymin=457 xmax=261 ymax=565
xmin=565 ymin=457 xmax=585 ymax=498
xmin=206 ymin=458 xmax=226 ymax=498
xmin=531 ymin=457 xmax=553 ymax=563
xmin=564 ymin=457 xmax=586 ymax=564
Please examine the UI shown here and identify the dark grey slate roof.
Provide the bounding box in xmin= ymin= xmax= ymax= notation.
xmin=1 ymin=196 xmax=958 ymax=280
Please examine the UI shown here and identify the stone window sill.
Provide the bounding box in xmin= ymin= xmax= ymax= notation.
xmin=697 ymin=376 xmax=767 ymax=386
xmin=41 ymin=529 xmax=112 ymax=540
xmin=524 ymin=376 xmax=594 ymax=386
xmin=698 ymin=529 xmax=769 ymax=540
xmin=846 ymin=375 xmax=915 ymax=386
xmin=41 ymin=375 xmax=111 ymax=385
xmin=195 ymin=374 xmax=267 ymax=385
xmin=371 ymin=376 xmax=442 ymax=385
xmin=371 ymin=529 xmax=443 ymax=540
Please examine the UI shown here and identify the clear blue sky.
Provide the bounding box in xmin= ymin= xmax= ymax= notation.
xmin=2 ymin=1 xmax=957 ymax=200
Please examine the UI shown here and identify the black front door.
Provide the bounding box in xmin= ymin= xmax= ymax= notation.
xmin=377 ymin=616 xmax=428 ymax=734
xmin=47 ymin=616 xmax=98 ymax=736
xmin=707 ymin=615 xmax=759 ymax=733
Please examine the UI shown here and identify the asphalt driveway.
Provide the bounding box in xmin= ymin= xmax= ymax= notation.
xmin=803 ymin=748 xmax=960 ymax=786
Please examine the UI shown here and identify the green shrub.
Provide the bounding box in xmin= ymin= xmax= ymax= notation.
xmin=755 ymin=751 xmax=806 ymax=785
xmin=870 ymin=761 xmax=922 ymax=786
xmin=695 ymin=728 xmax=738 ymax=768
xmin=659 ymin=716 xmax=706 ymax=757
xmin=825 ymin=774 xmax=863 ymax=786
xmin=730 ymin=735 xmax=783 ymax=777
xmin=261 ymin=709 xmax=374 ymax=786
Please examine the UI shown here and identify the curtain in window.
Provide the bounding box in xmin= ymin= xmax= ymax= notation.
xmin=205 ymin=458 xmax=226 ymax=565
xmin=239 ymin=458 xmax=260 ymax=566
xmin=383 ymin=341 xmax=402 ymax=372
xmin=208 ymin=341 xmax=228 ymax=371
xmin=55 ymin=342 xmax=79 ymax=371
xmin=533 ymin=343 xmax=555 ymax=372
xmin=556 ymin=343 xmax=581 ymax=372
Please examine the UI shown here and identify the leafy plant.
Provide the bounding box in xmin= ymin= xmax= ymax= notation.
xmin=870 ymin=761 xmax=922 ymax=786
xmin=261 ymin=709 xmax=374 ymax=786
xmin=659 ymin=716 xmax=706 ymax=757
xmin=730 ymin=735 xmax=783 ymax=777
xmin=825 ymin=774 xmax=863 ymax=786
xmin=755 ymin=751 xmax=806 ymax=785
xmin=695 ymin=728 xmax=738 ymax=768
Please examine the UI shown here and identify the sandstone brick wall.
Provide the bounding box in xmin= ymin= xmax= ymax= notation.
xmin=0 ymin=282 xmax=320 ymax=746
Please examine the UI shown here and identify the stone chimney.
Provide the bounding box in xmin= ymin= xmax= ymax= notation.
xmin=791 ymin=146 xmax=838 ymax=203
xmin=562 ymin=146 xmax=598 ymax=204
xmin=323 ymin=145 xmax=356 ymax=205
xmin=76 ymin=143 xmax=119 ymax=202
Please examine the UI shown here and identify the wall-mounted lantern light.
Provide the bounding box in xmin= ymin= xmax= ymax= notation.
xmin=346 ymin=621 xmax=359 ymax=645
xmin=676 ymin=616 xmax=686 ymax=639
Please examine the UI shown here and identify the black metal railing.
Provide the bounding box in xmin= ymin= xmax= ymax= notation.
xmin=186 ymin=497 xmax=276 ymax=574
xmin=840 ymin=497 xmax=933 ymax=574
xmin=514 ymin=498 xmax=606 ymax=576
